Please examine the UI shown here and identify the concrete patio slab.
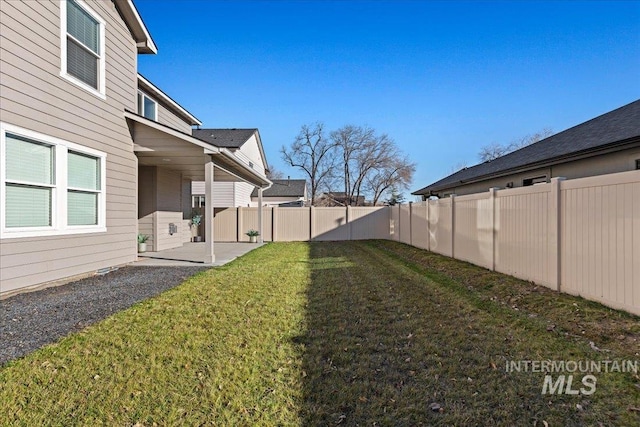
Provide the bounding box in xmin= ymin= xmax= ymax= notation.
xmin=133 ymin=242 xmax=264 ymax=267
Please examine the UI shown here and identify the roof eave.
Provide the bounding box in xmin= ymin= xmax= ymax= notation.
xmin=114 ymin=0 xmax=158 ymax=54
xmin=413 ymin=137 xmax=640 ymax=195
xmin=138 ymin=74 xmax=202 ymax=126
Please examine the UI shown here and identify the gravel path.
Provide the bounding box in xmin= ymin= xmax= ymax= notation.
xmin=0 ymin=266 xmax=207 ymax=366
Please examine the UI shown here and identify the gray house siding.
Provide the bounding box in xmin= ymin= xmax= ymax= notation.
xmin=138 ymin=166 xmax=185 ymax=252
xmin=156 ymin=103 xmax=193 ymax=134
xmin=0 ymin=1 xmax=139 ymax=294
xmin=434 ymin=147 xmax=640 ymax=197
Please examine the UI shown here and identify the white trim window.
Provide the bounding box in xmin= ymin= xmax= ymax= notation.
xmin=137 ymin=91 xmax=158 ymax=121
xmin=60 ymin=0 xmax=106 ymax=98
xmin=0 ymin=123 xmax=107 ymax=239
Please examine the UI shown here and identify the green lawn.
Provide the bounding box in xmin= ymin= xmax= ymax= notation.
xmin=1 ymin=241 xmax=638 ymax=426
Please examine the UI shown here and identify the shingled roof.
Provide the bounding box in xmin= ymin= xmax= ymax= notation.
xmin=251 ymin=179 xmax=307 ymax=198
xmin=413 ymin=99 xmax=640 ymax=195
xmin=192 ymin=128 xmax=258 ymax=149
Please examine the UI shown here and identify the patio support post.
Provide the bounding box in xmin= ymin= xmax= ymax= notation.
xmin=257 ymin=188 xmax=264 ymax=243
xmin=204 ymin=160 xmax=215 ymax=263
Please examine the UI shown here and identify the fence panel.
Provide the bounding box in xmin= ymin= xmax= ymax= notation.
xmin=351 ymin=207 xmax=391 ymax=240
xmin=560 ymin=171 xmax=640 ymax=315
xmin=494 ymin=184 xmax=555 ymax=287
xmin=390 ymin=205 xmax=400 ymax=241
xmin=239 ymin=208 xmax=273 ymax=242
xmin=454 ymin=193 xmax=493 ymax=270
xmin=313 ymin=207 xmax=350 ymax=241
xmin=274 ymin=207 xmax=311 ymax=241
xmin=429 ymin=198 xmax=452 ymax=257
xmin=399 ymin=204 xmax=411 ymax=244
xmin=410 ymin=203 xmax=429 ymax=249
xmin=213 ymin=207 xmax=238 ymax=242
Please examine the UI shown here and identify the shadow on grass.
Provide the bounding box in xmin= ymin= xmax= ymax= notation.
xmin=296 ymin=241 xmax=639 ymax=426
xmin=298 ymin=242 xmax=451 ymax=425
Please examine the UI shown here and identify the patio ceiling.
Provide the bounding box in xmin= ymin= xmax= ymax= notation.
xmin=125 ymin=112 xmax=270 ymax=187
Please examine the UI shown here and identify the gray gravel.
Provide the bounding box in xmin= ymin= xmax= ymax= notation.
xmin=0 ymin=266 xmax=207 ymax=366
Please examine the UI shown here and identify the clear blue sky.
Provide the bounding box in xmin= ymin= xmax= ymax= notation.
xmin=135 ymin=0 xmax=640 ymax=198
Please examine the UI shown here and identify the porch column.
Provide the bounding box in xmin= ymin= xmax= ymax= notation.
xmin=204 ymin=160 xmax=215 ymax=263
xmin=257 ymin=187 xmax=264 ymax=243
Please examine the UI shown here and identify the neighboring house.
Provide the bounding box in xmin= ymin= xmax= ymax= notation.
xmin=250 ymin=179 xmax=308 ymax=207
xmin=0 ymin=0 xmax=269 ymax=296
xmin=413 ymin=99 xmax=640 ymax=199
xmin=315 ymin=192 xmax=366 ymax=207
xmin=191 ymin=129 xmax=268 ymax=207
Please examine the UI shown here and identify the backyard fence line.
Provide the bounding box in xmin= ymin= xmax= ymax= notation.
xmin=213 ymin=169 xmax=639 ymax=316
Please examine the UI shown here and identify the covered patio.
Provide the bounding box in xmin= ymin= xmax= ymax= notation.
xmin=125 ymin=112 xmax=271 ymax=263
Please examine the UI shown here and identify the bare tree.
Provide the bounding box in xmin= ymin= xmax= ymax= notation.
xmin=266 ymin=167 xmax=285 ymax=180
xmin=331 ymin=125 xmax=410 ymax=205
xmin=281 ymin=123 xmax=337 ymax=205
xmin=365 ymin=156 xmax=416 ymax=205
xmin=479 ymin=128 xmax=554 ymax=162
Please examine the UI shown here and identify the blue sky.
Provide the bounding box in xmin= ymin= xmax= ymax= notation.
xmin=135 ymin=0 xmax=640 ymax=198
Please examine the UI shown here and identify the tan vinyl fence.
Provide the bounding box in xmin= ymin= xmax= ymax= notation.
xmin=212 ymin=170 xmax=639 ymax=315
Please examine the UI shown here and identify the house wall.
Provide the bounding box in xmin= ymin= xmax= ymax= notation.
xmin=430 ymin=146 xmax=640 ymax=198
xmin=138 ymin=166 xmax=184 ymax=251
xmin=155 ymin=168 xmax=183 ymax=251
xmin=235 ymin=134 xmax=266 ymax=175
xmin=156 ymin=102 xmax=193 ymax=134
xmin=0 ymin=0 xmax=138 ymax=294
xmin=250 ymin=196 xmax=304 ymax=207
xmin=192 ymin=181 xmax=254 ymax=207
xmin=138 ymin=166 xmax=157 ymax=251
xmin=234 ymin=182 xmax=254 ymax=206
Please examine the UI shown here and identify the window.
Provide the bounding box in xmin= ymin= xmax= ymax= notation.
xmin=636 ymin=159 xmax=640 ymax=170
xmin=60 ymin=0 xmax=106 ymax=98
xmin=523 ymin=175 xmax=547 ymax=186
xmin=137 ymin=91 xmax=158 ymax=121
xmin=1 ymin=123 xmax=106 ymax=238
xmin=192 ymin=195 xmax=205 ymax=208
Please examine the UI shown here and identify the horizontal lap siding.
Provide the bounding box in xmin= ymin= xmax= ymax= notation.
xmin=0 ymin=1 xmax=138 ymax=294
xmin=156 ymin=103 xmax=193 ymax=134
xmin=235 ymin=182 xmax=254 ymax=206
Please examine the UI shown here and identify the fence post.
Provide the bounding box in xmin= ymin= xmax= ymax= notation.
xmin=309 ymin=205 xmax=314 ymax=241
xmin=269 ymin=206 xmax=273 ymax=242
xmin=550 ymin=177 xmax=565 ymax=292
xmin=409 ymin=202 xmax=413 ymax=246
xmin=346 ymin=205 xmax=352 ymax=241
xmin=450 ymin=194 xmax=456 ymax=258
xmin=237 ymin=206 xmax=243 ymax=243
xmin=397 ymin=204 xmax=401 ymax=242
xmin=272 ymin=206 xmax=278 ymax=242
xmin=426 ymin=199 xmax=430 ymax=251
xmin=489 ymin=188 xmax=499 ymax=271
